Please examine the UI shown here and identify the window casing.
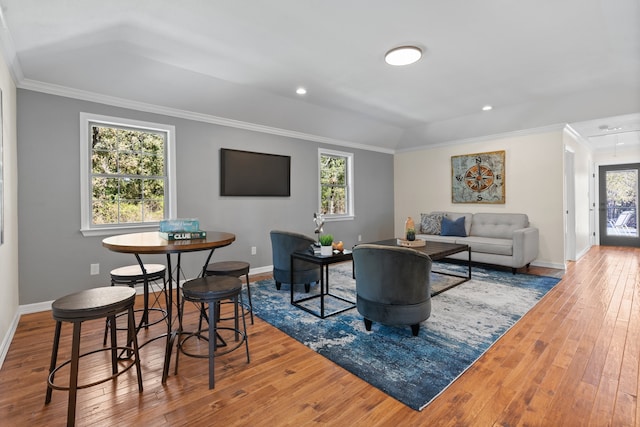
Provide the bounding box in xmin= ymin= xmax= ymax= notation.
xmin=80 ymin=113 xmax=176 ymax=236
xmin=319 ymin=148 xmax=354 ymax=220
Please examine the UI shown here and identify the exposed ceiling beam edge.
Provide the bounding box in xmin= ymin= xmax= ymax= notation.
xmin=395 ymin=123 xmax=567 ymax=154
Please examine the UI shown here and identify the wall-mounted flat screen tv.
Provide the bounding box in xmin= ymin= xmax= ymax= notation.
xmin=220 ymin=148 xmax=291 ymax=197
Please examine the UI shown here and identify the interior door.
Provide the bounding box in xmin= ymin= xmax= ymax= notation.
xmin=598 ymin=163 xmax=640 ymax=247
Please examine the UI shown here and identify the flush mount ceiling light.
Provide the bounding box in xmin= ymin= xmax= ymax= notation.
xmin=482 ymin=105 xmax=493 ymax=111
xmin=384 ymin=46 xmax=422 ymax=66
xmin=296 ymin=87 xmax=307 ymax=95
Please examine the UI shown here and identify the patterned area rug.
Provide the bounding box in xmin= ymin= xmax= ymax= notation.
xmin=250 ymin=262 xmax=561 ymax=411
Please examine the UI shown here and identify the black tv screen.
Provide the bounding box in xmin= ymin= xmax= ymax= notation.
xmin=220 ymin=148 xmax=291 ymax=197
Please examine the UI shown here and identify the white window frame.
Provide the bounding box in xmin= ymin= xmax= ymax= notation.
xmin=80 ymin=113 xmax=177 ymax=236
xmin=318 ymin=148 xmax=355 ymax=221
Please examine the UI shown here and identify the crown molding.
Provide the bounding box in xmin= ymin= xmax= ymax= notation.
xmin=17 ymin=79 xmax=395 ymax=155
xmin=564 ymin=124 xmax=593 ymax=151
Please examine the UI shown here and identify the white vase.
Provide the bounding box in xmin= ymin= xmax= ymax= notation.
xmin=320 ymin=245 xmax=333 ymax=256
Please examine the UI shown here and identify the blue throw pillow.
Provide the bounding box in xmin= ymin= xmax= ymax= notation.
xmin=441 ymin=216 xmax=466 ymax=237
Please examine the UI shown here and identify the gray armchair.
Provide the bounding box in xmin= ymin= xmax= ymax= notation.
xmin=270 ymin=230 xmax=321 ymax=292
xmin=352 ymin=244 xmax=432 ymax=336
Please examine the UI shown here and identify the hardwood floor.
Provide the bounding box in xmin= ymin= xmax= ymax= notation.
xmin=0 ymin=245 xmax=638 ymax=426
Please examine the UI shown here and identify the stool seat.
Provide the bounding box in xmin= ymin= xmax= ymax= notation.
xmin=111 ymin=263 xmax=166 ymax=281
xmin=182 ymin=275 xmax=242 ymax=301
xmin=177 ymin=275 xmax=249 ymax=389
xmin=104 ymin=263 xmax=168 ymax=346
xmin=205 ymin=261 xmax=250 ymax=276
xmin=53 ymin=287 xmax=137 ymax=321
xmin=205 ymin=261 xmax=253 ymax=324
xmin=46 ymin=286 xmax=142 ymax=426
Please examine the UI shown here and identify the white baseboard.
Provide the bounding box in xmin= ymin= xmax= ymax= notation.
xmin=2 ymin=264 xmax=276 ymax=369
xmin=0 ymin=311 xmax=21 ymax=370
xmin=530 ymin=260 xmax=566 ymax=270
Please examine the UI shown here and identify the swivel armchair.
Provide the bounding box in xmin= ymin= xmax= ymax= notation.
xmin=352 ymin=244 xmax=432 ymax=336
xmin=270 ymin=230 xmax=321 ymax=292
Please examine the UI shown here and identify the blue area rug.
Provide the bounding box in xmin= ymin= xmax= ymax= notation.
xmin=250 ymin=262 xmax=561 ymax=411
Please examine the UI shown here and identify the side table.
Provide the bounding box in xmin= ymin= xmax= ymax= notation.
xmin=290 ymin=249 xmax=355 ymax=318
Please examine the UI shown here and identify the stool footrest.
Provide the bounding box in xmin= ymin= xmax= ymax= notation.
xmin=47 ymin=346 xmax=141 ymax=392
xmin=178 ymin=327 xmax=248 ymax=358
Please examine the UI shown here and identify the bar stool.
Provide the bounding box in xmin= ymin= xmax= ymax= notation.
xmin=176 ymin=275 xmax=250 ymax=389
xmin=45 ymin=287 xmax=143 ymax=427
xmin=205 ymin=261 xmax=254 ymax=324
xmin=103 ymin=263 xmax=168 ymax=345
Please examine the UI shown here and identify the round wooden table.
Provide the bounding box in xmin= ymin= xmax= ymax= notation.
xmin=102 ymin=231 xmax=236 ymax=383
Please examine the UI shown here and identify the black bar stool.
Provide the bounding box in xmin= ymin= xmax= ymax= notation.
xmin=176 ymin=275 xmax=250 ymax=389
xmin=45 ymin=287 xmax=143 ymax=427
xmin=103 ymin=263 xmax=168 ymax=345
xmin=205 ymin=261 xmax=254 ymax=324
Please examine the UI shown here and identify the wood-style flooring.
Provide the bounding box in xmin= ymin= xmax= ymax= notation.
xmin=0 ymin=245 xmax=638 ymax=426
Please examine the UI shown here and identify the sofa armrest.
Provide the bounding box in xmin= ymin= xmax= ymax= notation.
xmin=512 ymin=227 xmax=539 ymax=267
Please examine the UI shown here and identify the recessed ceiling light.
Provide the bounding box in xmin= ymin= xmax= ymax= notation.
xmin=598 ymin=124 xmax=622 ymax=131
xmin=482 ymin=105 xmax=493 ymax=111
xmin=296 ymin=87 xmax=307 ymax=95
xmin=384 ymin=46 xmax=422 ymax=66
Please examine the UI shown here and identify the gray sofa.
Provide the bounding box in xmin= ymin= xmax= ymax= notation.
xmin=415 ymin=211 xmax=539 ymax=273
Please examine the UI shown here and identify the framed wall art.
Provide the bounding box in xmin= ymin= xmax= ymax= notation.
xmin=451 ymin=150 xmax=505 ymax=204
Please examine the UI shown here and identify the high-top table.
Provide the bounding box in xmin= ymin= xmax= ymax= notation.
xmin=102 ymin=231 xmax=236 ymax=383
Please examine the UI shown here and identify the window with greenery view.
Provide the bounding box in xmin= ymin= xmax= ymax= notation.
xmin=319 ymin=149 xmax=354 ymax=218
xmin=80 ymin=113 xmax=176 ymax=235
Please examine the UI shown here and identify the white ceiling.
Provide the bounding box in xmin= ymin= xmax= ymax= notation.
xmin=0 ymin=0 xmax=639 ymax=152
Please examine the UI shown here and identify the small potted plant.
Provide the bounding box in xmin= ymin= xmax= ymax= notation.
xmin=318 ymin=234 xmax=334 ymax=255
xmin=405 ymin=216 xmax=416 ymax=241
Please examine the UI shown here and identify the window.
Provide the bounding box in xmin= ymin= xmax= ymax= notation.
xmin=80 ymin=113 xmax=176 ymax=236
xmin=319 ymin=148 xmax=354 ymax=219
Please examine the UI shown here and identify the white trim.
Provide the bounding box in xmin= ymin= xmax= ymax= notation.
xmin=0 ymin=311 xmax=20 ymax=370
xmin=80 ymin=224 xmax=159 ymax=237
xmin=318 ymin=148 xmax=355 ymax=219
xmin=19 ymin=300 xmax=52 ymax=315
xmin=16 ymin=265 xmax=275 ymax=315
xmin=0 ymin=20 xmax=24 ymax=84
xmin=79 ymin=113 xmax=177 ymax=236
xmin=250 ymin=265 xmax=274 ymax=276
xmin=20 ymin=79 xmax=394 ymax=155
xmin=530 ymin=260 xmax=566 ymax=270
xmin=564 ymin=124 xmax=593 ymax=151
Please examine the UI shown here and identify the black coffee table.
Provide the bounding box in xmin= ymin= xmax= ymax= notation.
xmin=367 ymin=239 xmax=471 ymax=295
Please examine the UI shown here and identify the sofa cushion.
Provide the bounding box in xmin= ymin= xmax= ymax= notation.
xmin=415 ymin=234 xmax=459 ymax=244
xmin=420 ymin=213 xmax=443 ymax=235
xmin=441 ymin=216 xmax=467 ymax=237
xmin=470 ymin=213 xmax=529 ymax=239
xmin=435 ymin=212 xmax=473 ymax=236
xmin=462 ymin=236 xmax=513 ymax=256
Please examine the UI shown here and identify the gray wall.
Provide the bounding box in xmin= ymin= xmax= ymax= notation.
xmin=17 ymin=89 xmax=394 ymax=305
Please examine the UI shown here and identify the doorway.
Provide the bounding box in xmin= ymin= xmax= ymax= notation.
xmin=564 ymin=149 xmax=576 ymax=260
xmin=598 ymin=163 xmax=639 ymax=247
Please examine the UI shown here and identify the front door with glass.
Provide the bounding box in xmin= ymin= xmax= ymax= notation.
xmin=599 ymin=163 xmax=639 ymax=247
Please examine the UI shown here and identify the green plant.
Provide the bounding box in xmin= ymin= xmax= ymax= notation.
xmin=319 ymin=234 xmax=334 ymax=246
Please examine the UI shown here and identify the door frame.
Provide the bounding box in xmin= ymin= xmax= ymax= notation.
xmin=564 ymin=148 xmax=576 ymax=261
xmin=597 ymin=162 xmax=639 ymax=247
